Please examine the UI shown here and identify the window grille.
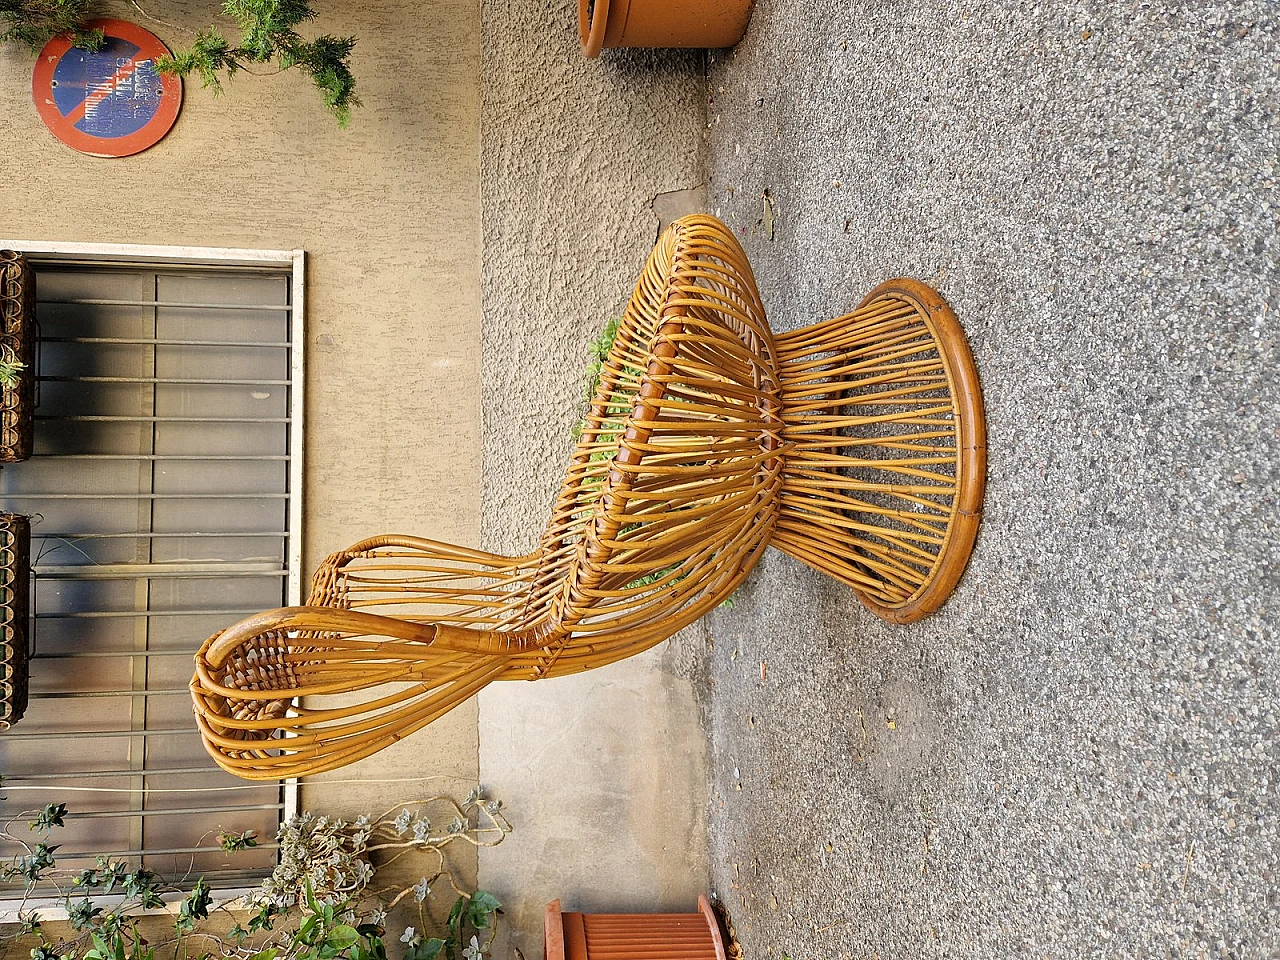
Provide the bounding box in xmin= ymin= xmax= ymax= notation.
xmin=0 ymin=246 xmax=304 ymax=895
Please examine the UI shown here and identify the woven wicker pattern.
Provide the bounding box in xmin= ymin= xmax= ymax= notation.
xmin=0 ymin=514 xmax=30 ymax=730
xmin=191 ymin=216 xmax=985 ymax=779
xmin=773 ymin=279 xmax=985 ymax=623
xmin=0 ymin=251 xmax=36 ymax=463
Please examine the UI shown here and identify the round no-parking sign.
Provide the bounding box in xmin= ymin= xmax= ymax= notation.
xmin=32 ymin=19 xmax=182 ymax=157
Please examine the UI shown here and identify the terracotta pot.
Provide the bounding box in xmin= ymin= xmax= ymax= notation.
xmin=578 ymin=0 xmax=754 ymax=57
xmin=545 ymin=896 xmax=727 ymax=960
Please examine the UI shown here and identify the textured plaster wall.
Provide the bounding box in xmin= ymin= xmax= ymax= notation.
xmin=0 ymin=0 xmax=483 ymax=887
xmin=477 ymin=2 xmax=711 ymax=956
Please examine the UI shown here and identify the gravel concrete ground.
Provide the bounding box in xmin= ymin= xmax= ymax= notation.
xmin=696 ymin=1 xmax=1278 ymax=958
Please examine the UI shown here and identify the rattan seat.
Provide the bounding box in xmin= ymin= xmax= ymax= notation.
xmin=191 ymin=215 xmax=985 ymax=779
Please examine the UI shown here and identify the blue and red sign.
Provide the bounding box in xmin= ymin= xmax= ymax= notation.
xmin=32 ymin=19 xmax=182 ymax=157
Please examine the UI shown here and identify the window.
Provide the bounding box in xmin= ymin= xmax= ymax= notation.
xmin=0 ymin=242 xmax=304 ymax=898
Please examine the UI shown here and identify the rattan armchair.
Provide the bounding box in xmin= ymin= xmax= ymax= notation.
xmin=192 ymin=215 xmax=986 ymax=779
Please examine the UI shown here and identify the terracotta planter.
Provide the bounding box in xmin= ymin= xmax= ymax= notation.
xmin=578 ymin=0 xmax=754 ymax=57
xmin=0 ymin=251 xmax=36 ymax=463
xmin=545 ymin=897 xmax=727 ymax=960
xmin=0 ymin=513 xmax=30 ymax=730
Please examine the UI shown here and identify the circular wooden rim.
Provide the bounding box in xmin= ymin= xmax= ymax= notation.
xmin=579 ymin=0 xmax=610 ymax=57
xmin=850 ymin=278 xmax=986 ymax=624
xmin=698 ymin=895 xmax=730 ymax=960
xmin=32 ymin=18 xmax=182 ymax=158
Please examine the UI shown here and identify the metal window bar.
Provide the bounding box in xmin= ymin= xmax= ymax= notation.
xmin=41 ymin=297 xmax=293 ymax=311
xmin=11 ymin=494 xmax=289 ymax=500
xmin=43 ymin=336 xmax=291 ymax=347
xmin=52 ymin=845 xmax=282 ymax=859
xmin=5 ymin=767 xmax=250 ymax=780
xmin=31 ymin=650 xmax=226 ymax=659
xmin=34 ymin=455 xmax=291 ymax=461
xmin=40 ymin=376 xmax=291 ymax=385
xmin=3 ymin=728 xmax=205 ymax=741
xmin=0 ymin=249 xmax=304 ymax=897
xmin=32 ymin=689 xmax=196 ymax=698
xmin=38 ymin=415 xmax=291 ymax=423
xmin=65 ymin=805 xmax=284 ymax=820
xmin=35 ymin=609 xmax=265 ymax=618
xmin=37 ymin=529 xmax=289 ymax=536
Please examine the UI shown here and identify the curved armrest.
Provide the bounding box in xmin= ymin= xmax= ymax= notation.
xmin=190 ymin=604 xmax=524 ymax=780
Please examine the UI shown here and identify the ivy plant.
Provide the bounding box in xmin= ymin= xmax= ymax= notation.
xmin=0 ymin=789 xmax=508 ymax=960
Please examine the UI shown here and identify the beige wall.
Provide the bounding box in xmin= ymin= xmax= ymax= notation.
xmin=478 ymin=2 xmax=712 ymax=956
xmin=0 ymin=0 xmax=483 ymax=889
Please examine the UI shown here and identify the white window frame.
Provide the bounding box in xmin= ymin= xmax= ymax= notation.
xmin=0 ymin=240 xmax=306 ymax=918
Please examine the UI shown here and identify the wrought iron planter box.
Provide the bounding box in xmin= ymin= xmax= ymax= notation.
xmin=0 ymin=251 xmax=36 ymax=463
xmin=0 ymin=513 xmax=30 ymax=729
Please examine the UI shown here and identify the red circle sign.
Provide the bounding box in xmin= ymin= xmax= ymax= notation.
xmin=32 ymin=19 xmax=182 ymax=158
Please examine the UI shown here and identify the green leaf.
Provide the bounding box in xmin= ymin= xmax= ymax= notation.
xmin=68 ymin=898 xmax=103 ymax=931
xmin=446 ymin=897 xmax=464 ymax=932
xmin=327 ymin=925 xmax=360 ymax=950
xmin=304 ymin=878 xmax=321 ymax=915
xmin=298 ymin=916 xmax=319 ymax=942
xmin=30 ymin=803 xmax=67 ymax=830
xmin=245 ymin=949 xmax=279 ymax=960
xmin=99 ymin=860 xmax=127 ymax=894
xmin=466 ymin=892 xmax=501 ymax=929
xmin=122 ymin=868 xmax=157 ymax=899
xmin=218 ymin=829 xmax=258 ymax=852
xmin=174 ymin=876 xmax=212 ymax=934
xmin=248 ymin=902 xmax=281 ymax=933
xmin=409 ymin=939 xmax=445 ymax=960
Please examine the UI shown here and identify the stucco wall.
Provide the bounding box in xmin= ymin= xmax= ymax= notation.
xmin=478 ymin=2 xmax=711 ymax=956
xmin=0 ymin=0 xmax=483 ymax=883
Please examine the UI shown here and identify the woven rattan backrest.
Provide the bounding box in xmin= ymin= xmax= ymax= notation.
xmin=524 ymin=217 xmax=784 ymax=670
xmin=304 ymin=218 xmax=783 ymax=666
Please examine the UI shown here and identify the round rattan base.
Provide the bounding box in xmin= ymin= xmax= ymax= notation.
xmin=772 ymin=278 xmax=986 ymax=624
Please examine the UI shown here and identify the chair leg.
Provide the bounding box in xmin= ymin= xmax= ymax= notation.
xmin=771 ymin=279 xmax=986 ymax=623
